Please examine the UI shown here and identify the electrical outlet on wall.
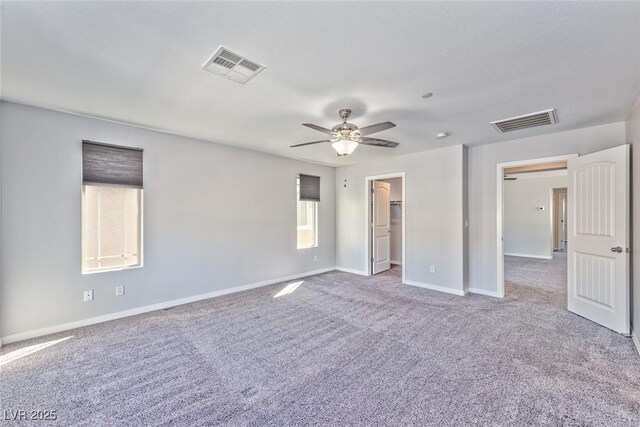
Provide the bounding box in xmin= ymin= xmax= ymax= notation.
xmin=115 ymin=285 xmax=124 ymax=296
xmin=313 ymin=255 xmax=318 ymax=262
xmin=430 ymin=265 xmax=436 ymax=274
xmin=83 ymin=290 xmax=94 ymax=302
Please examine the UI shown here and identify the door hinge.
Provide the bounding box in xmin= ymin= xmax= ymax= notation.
xmin=627 ymin=247 xmax=632 ymax=253
xmin=370 ymin=257 xmax=374 ymax=262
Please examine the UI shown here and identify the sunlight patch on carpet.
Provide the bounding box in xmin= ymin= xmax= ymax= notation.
xmin=274 ymin=281 xmax=303 ymax=298
xmin=0 ymin=336 xmax=73 ymax=367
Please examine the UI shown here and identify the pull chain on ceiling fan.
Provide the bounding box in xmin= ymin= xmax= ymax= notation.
xmin=290 ymin=108 xmax=399 ymax=156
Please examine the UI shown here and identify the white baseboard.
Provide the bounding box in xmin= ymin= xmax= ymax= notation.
xmin=1 ymin=267 xmax=336 ymax=345
xmin=504 ymin=252 xmax=553 ymax=260
xmin=403 ymin=279 xmax=466 ymax=296
xmin=468 ymin=287 xmax=502 ymax=298
xmin=335 ymin=267 xmax=369 ymax=276
xmin=632 ymin=330 xmax=640 ymax=356
xmin=390 ymin=260 xmax=402 ymax=265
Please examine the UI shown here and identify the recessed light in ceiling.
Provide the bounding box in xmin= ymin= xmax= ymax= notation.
xmin=436 ymin=132 xmax=448 ymax=139
xmin=421 ymin=92 xmax=433 ymax=99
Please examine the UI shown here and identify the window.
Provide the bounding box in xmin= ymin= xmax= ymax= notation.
xmin=297 ymin=198 xmax=317 ymax=248
xmin=297 ymin=175 xmax=319 ymax=249
xmin=82 ymin=141 xmax=143 ymax=273
xmin=82 ymin=186 xmax=142 ymax=273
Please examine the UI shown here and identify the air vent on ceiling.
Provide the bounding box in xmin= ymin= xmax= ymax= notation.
xmin=202 ymin=46 xmax=266 ymax=84
xmin=491 ymin=109 xmax=558 ymax=133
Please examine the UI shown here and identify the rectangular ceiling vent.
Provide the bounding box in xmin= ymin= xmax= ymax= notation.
xmin=491 ymin=109 xmax=558 ymax=133
xmin=202 ymin=46 xmax=266 ymax=84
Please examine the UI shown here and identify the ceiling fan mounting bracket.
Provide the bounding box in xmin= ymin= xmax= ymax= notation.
xmin=338 ymin=108 xmax=352 ymax=121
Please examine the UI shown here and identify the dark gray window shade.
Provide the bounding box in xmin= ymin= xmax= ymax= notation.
xmin=82 ymin=140 xmax=143 ymax=188
xmin=299 ymin=174 xmax=320 ymax=202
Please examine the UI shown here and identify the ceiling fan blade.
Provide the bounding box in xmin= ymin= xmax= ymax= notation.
xmin=290 ymin=140 xmax=333 ymax=148
xmin=358 ymin=121 xmax=396 ymax=136
xmin=359 ymin=137 xmax=399 ymax=148
xmin=302 ymin=123 xmax=335 ymax=135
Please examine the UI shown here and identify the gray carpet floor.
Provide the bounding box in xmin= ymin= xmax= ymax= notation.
xmin=1 ymin=261 xmax=639 ymax=426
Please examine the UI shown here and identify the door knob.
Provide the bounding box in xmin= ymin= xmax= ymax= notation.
xmin=611 ymin=246 xmax=623 ymax=253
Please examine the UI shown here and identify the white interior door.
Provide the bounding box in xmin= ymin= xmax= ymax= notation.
xmin=372 ymin=181 xmax=391 ymax=274
xmin=567 ymin=144 xmax=630 ymax=334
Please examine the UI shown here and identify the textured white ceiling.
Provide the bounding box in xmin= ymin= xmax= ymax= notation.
xmin=2 ymin=1 xmax=639 ymax=166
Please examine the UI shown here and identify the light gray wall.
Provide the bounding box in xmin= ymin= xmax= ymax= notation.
xmin=0 ymin=102 xmax=336 ymax=338
xmin=504 ymin=175 xmax=568 ymax=258
xmin=336 ymin=145 xmax=466 ymax=292
xmin=468 ymin=121 xmax=628 ymax=295
xmin=0 ymin=102 xmax=3 ymax=346
xmin=626 ymin=94 xmax=640 ymax=333
xmin=380 ymin=177 xmax=402 ymax=264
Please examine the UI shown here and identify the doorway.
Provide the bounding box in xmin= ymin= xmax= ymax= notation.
xmin=553 ymin=188 xmax=568 ymax=252
xmin=497 ymin=155 xmax=576 ymax=298
xmin=365 ymin=173 xmax=405 ymax=282
xmin=496 ymin=146 xmax=631 ymax=335
xmin=501 ymin=162 xmax=569 ymax=310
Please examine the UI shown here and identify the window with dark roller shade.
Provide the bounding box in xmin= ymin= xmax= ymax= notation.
xmin=82 ymin=140 xmax=143 ymax=188
xmin=82 ymin=140 xmax=143 ymax=273
xmin=298 ymin=174 xmax=320 ymax=202
xmin=297 ymin=174 xmax=319 ymax=249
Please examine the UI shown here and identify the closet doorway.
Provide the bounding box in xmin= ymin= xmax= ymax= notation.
xmin=365 ymin=173 xmax=405 ymax=281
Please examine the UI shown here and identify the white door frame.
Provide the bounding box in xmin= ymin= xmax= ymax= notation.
xmin=365 ymin=172 xmax=406 ymax=283
xmin=496 ymin=155 xmax=577 ymax=297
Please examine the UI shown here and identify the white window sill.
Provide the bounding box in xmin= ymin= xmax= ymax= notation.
xmin=296 ymin=245 xmax=318 ymax=250
xmin=82 ymin=264 xmax=143 ymax=275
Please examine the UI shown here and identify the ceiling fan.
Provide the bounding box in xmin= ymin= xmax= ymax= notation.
xmin=290 ymin=108 xmax=399 ymax=156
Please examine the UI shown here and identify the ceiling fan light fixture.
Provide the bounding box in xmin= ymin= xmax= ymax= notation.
xmin=291 ymin=109 xmax=399 ymax=153
xmin=332 ymin=139 xmax=358 ymax=156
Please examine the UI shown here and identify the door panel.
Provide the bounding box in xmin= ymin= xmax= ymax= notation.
xmin=574 ymin=252 xmax=614 ymax=309
xmin=375 ymin=236 xmax=390 ymax=262
xmin=574 ymin=163 xmax=614 ymax=237
xmin=372 ymin=181 xmax=391 ymax=274
xmin=567 ymin=144 xmax=629 ymax=334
